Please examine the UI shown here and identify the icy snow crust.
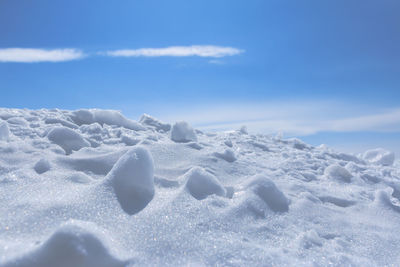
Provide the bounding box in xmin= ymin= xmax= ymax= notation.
xmin=0 ymin=108 xmax=399 ymax=266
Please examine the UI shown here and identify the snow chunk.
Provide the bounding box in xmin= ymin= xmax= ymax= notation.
xmin=288 ymin=138 xmax=310 ymax=150
xmin=70 ymin=109 xmax=145 ymax=131
xmin=243 ymin=175 xmax=289 ymax=212
xmin=0 ymin=122 xmax=10 ymax=141
xmin=7 ymin=117 xmax=27 ymax=126
xmin=170 ymin=121 xmax=197 ymax=143
xmin=184 ymin=167 xmax=226 ymax=200
xmin=70 ymin=109 xmax=94 ymax=125
xmin=105 ymin=147 xmax=155 ymax=215
xmin=224 ymin=139 xmax=233 ymax=147
xmin=238 ymin=125 xmax=248 ymax=134
xmin=34 ymin=158 xmax=51 ymax=174
xmin=45 ymin=118 xmax=78 ymax=129
xmin=362 ymin=148 xmax=395 ymax=166
xmin=213 ymin=148 xmax=237 ymax=162
xmin=47 ymin=127 xmax=90 ymax=154
xmin=120 ymin=135 xmax=140 ymax=146
xmin=324 ymin=164 xmax=352 ymax=183
xmin=3 ymin=220 xmax=126 ymax=267
xmin=93 ymin=110 xmax=144 ymax=131
xmin=139 ymin=114 xmax=171 ymax=132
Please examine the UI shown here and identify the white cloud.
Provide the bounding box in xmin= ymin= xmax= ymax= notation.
xmin=0 ymin=46 xmax=243 ymax=62
xmin=153 ymin=101 xmax=400 ymax=136
xmin=0 ymin=48 xmax=85 ymax=63
xmin=105 ymin=45 xmax=244 ymax=58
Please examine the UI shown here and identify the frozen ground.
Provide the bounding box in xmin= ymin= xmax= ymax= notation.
xmin=0 ymin=108 xmax=399 ymax=266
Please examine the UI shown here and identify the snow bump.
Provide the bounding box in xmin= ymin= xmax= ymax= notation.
xmin=170 ymin=121 xmax=197 ymax=143
xmin=34 ymin=158 xmax=51 ymax=174
xmin=139 ymin=114 xmax=171 ymax=132
xmin=70 ymin=109 xmax=145 ymax=131
xmin=2 ymin=220 xmax=126 ymax=267
xmin=362 ymin=148 xmax=395 ymax=166
xmin=47 ymin=127 xmax=90 ymax=155
xmin=0 ymin=122 xmax=10 ymax=141
xmin=213 ymin=148 xmax=237 ymax=162
xmin=105 ymin=146 xmax=155 ymax=215
xmin=184 ymin=167 xmax=226 ymax=200
xmin=324 ymin=164 xmax=353 ymax=183
xmin=244 ymin=175 xmax=289 ymax=212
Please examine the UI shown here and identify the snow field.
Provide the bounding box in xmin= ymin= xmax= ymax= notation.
xmin=0 ymin=108 xmax=399 ymax=266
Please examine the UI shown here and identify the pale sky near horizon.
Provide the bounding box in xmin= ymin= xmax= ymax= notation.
xmin=1 ymin=0 xmax=399 ymax=155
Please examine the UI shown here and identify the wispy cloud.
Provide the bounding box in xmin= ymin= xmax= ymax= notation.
xmin=0 ymin=48 xmax=85 ymax=63
xmin=105 ymin=45 xmax=244 ymax=58
xmin=0 ymin=46 xmax=243 ymax=62
xmin=153 ymin=101 xmax=400 ymax=136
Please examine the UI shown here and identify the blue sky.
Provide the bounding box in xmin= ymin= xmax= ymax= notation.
xmin=1 ymin=0 xmax=400 ymax=155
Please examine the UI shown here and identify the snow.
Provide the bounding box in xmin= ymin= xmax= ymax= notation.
xmin=0 ymin=122 xmax=10 ymax=141
xmin=0 ymin=107 xmax=400 ymax=266
xmin=170 ymin=121 xmax=197 ymax=143
xmin=213 ymin=148 xmax=237 ymax=162
xmin=104 ymin=146 xmax=155 ymax=215
xmin=139 ymin=114 xmax=171 ymax=132
xmin=241 ymin=175 xmax=289 ymax=212
xmin=3 ymin=220 xmax=126 ymax=267
xmin=34 ymin=158 xmax=51 ymax=174
xmin=362 ymin=148 xmax=395 ymax=166
xmin=184 ymin=167 xmax=226 ymax=200
xmin=47 ymin=127 xmax=91 ymax=155
xmin=324 ymin=164 xmax=353 ymax=183
xmin=70 ymin=109 xmax=145 ymax=131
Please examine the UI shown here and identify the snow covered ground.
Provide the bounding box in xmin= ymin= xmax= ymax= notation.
xmin=0 ymin=108 xmax=399 ymax=266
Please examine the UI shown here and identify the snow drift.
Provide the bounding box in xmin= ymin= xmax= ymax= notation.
xmin=0 ymin=108 xmax=399 ymax=266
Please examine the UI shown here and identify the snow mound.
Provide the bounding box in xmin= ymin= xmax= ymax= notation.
xmin=238 ymin=125 xmax=248 ymax=134
xmin=34 ymin=158 xmax=51 ymax=174
xmin=184 ymin=167 xmax=226 ymax=200
xmin=324 ymin=164 xmax=353 ymax=183
xmin=243 ymin=175 xmax=289 ymax=212
xmin=3 ymin=220 xmax=126 ymax=267
xmin=0 ymin=122 xmax=10 ymax=141
xmin=57 ymin=150 xmax=127 ymax=175
xmin=170 ymin=121 xmax=197 ymax=143
xmin=120 ymin=135 xmax=140 ymax=146
xmin=44 ymin=118 xmax=78 ymax=129
xmin=213 ymin=148 xmax=237 ymax=162
xmin=362 ymin=148 xmax=395 ymax=166
xmin=70 ymin=109 xmax=144 ymax=131
xmin=224 ymin=139 xmax=233 ymax=147
xmin=139 ymin=114 xmax=171 ymax=132
xmin=288 ymin=138 xmax=310 ymax=150
xmin=105 ymin=146 xmax=155 ymax=215
xmin=47 ymin=127 xmax=90 ymax=154
xmin=7 ymin=117 xmax=27 ymax=126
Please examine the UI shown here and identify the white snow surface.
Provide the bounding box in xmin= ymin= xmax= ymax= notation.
xmin=170 ymin=121 xmax=197 ymax=143
xmin=0 ymin=108 xmax=399 ymax=266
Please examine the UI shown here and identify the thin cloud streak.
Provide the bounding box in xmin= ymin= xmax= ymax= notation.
xmin=106 ymin=45 xmax=244 ymax=58
xmin=0 ymin=48 xmax=85 ymax=63
xmin=155 ymin=102 xmax=400 ymax=136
